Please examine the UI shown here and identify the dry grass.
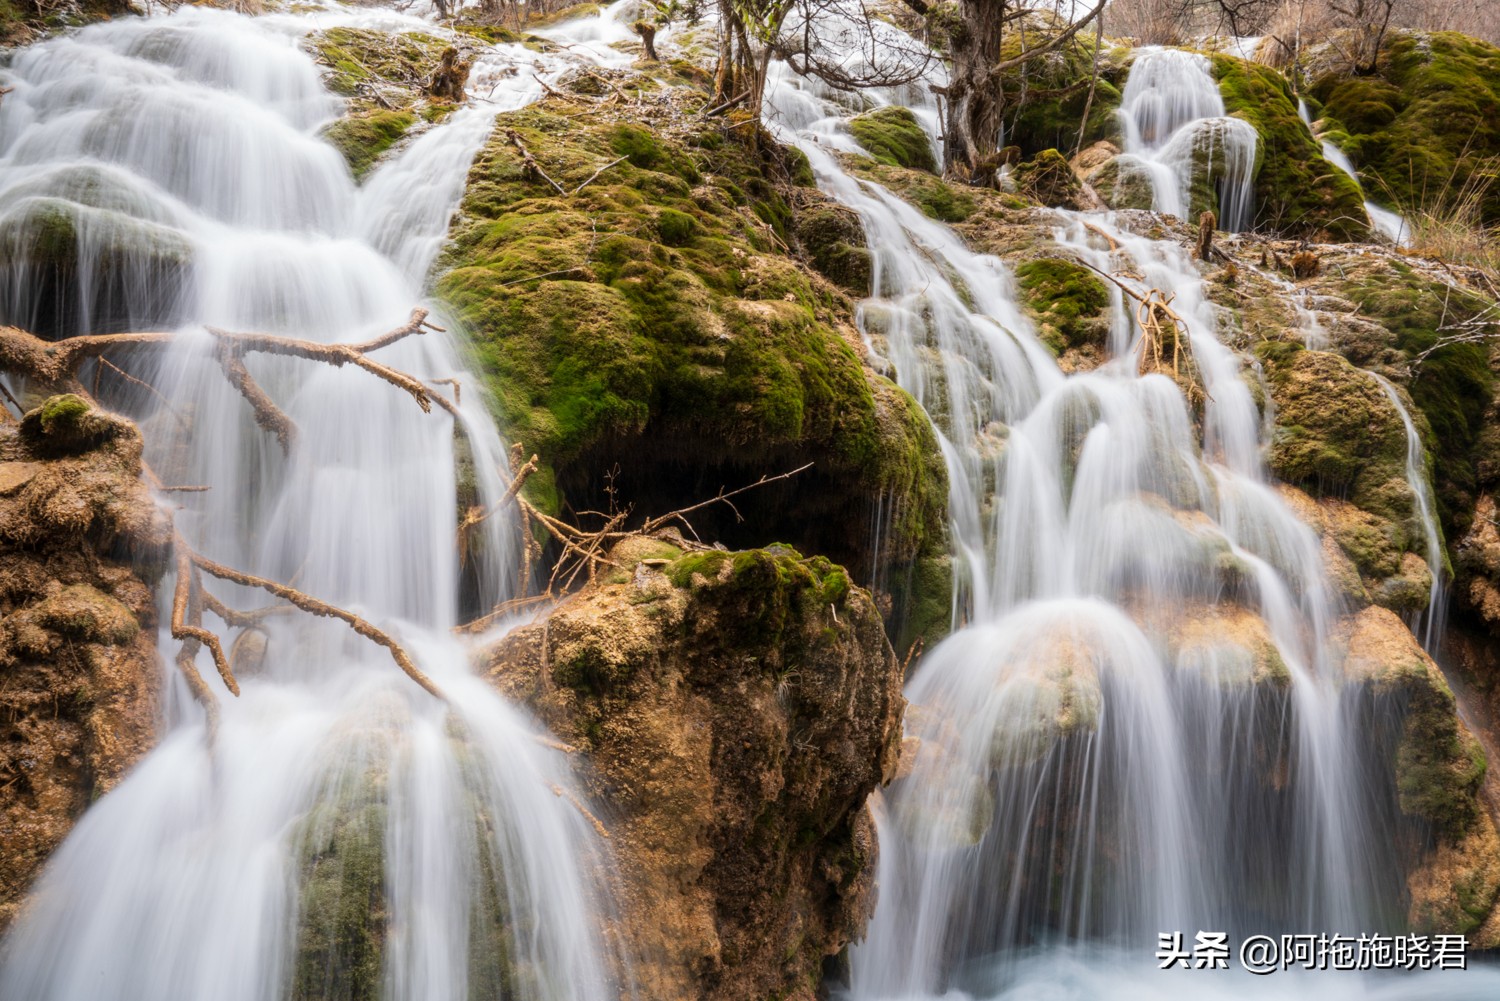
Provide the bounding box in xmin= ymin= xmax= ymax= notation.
xmin=1382 ymin=154 xmax=1500 ymax=282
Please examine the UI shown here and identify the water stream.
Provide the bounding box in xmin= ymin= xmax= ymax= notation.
xmin=0 ymin=5 xmax=638 ymax=999
xmin=764 ymin=23 xmax=1493 ymax=1001
xmin=1297 ymin=98 xmax=1409 ymax=244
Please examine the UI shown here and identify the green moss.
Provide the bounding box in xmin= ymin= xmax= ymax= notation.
xmin=792 ymin=202 xmax=870 ymax=293
xmin=1395 ymin=674 xmax=1487 ymax=840
xmin=292 ymin=785 xmax=387 ymax=1001
xmin=848 ymin=159 xmax=977 ymax=222
xmin=306 ymin=27 xmax=451 ymax=103
xmin=1340 ymin=260 xmax=1496 ymax=526
xmin=1086 ymin=155 xmax=1154 ymax=211
xmin=32 ymin=584 xmax=138 ymax=644
xmin=1311 ymin=31 xmax=1500 ymax=221
xmin=998 ymin=23 xmax=1126 ymax=156
xmin=1262 ymin=349 xmax=1411 ymax=520
xmin=849 ymin=107 xmax=936 ymax=173
xmin=1014 ymin=257 xmax=1110 ymax=355
xmin=436 ymin=101 xmax=947 ymax=602
xmin=1212 ymin=55 xmax=1369 ymax=239
xmin=322 ymin=110 xmax=416 ymax=180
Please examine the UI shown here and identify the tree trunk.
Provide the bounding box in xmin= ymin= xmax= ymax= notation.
xmin=943 ymin=0 xmax=1008 ymax=177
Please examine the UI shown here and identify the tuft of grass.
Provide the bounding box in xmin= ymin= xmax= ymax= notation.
xmin=1387 ymin=153 xmax=1500 ymax=280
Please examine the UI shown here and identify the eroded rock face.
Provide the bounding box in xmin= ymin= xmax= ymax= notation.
xmin=482 ymin=540 xmax=903 ymax=1001
xmin=0 ymin=393 xmax=169 ymax=927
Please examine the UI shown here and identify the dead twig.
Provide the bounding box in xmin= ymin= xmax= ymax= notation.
xmin=573 ymin=155 xmax=628 ymax=196
xmin=507 ymin=129 xmax=567 ymax=196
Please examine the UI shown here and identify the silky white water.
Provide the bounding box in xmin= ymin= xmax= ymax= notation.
xmin=1297 ymin=98 xmax=1410 ymax=244
xmin=0 ymin=5 xmax=640 ymax=999
xmin=1117 ymin=48 xmax=1257 ymax=231
xmin=762 ymin=21 xmax=1495 ymax=1001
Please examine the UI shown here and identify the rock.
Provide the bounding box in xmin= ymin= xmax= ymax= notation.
xmin=1168 ymin=604 xmax=1290 ymax=687
xmin=791 ymin=198 xmax=872 ymax=294
xmin=1070 ymin=139 xmax=1119 ymax=176
xmin=848 ymin=106 xmax=936 ymax=173
xmin=1013 ymin=148 xmax=1088 ymax=210
xmin=1086 ymin=154 xmax=1155 ymax=211
xmin=1013 ymin=257 xmax=1111 ymax=365
xmin=0 ymin=196 xmax=196 ymax=340
xmin=481 ymin=545 xmax=903 ymax=1001
xmin=1408 ymin=809 xmax=1500 ymax=945
xmin=0 ymin=403 xmax=166 ymax=927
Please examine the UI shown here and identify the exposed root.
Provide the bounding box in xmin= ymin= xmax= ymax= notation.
xmin=507 ymin=128 xmax=567 ymax=195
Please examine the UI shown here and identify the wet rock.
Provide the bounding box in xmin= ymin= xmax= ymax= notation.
xmin=791 ymin=197 xmax=872 ymax=294
xmin=481 ymin=543 xmax=903 ymax=1001
xmin=0 ymin=399 xmax=166 ymax=927
xmin=1013 ymin=148 xmax=1088 ymax=210
xmin=849 ymin=106 xmax=936 ymax=174
xmin=1085 ymin=153 xmax=1155 ymax=211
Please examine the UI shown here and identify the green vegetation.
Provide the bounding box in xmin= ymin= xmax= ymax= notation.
xmin=435 ymin=100 xmax=948 ymax=629
xmin=1311 ymin=32 xmax=1500 ymax=223
xmin=997 ymin=25 xmax=1127 ymax=157
xmin=306 ymin=27 xmax=451 ymax=99
xmin=1213 ymin=55 xmax=1369 ymax=240
xmin=322 ymin=110 xmax=417 ymax=179
xmin=1014 ymin=257 xmax=1110 ymax=356
xmin=849 ymin=107 xmax=936 ymax=173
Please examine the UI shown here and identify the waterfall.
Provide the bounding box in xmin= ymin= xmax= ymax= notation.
xmin=1116 ymin=48 xmax=1257 ymax=231
xmin=763 ymin=26 xmax=1497 ymax=1001
xmin=1372 ymin=375 xmax=1448 ymax=650
xmin=1297 ymin=98 xmax=1409 ymax=244
xmin=0 ymin=5 xmax=639 ymax=999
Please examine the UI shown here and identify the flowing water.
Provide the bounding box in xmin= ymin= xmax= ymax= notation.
xmin=0 ymin=5 xmax=640 ymax=999
xmin=1116 ymin=48 xmax=1258 ymax=231
xmin=1297 ymin=98 xmax=1409 ymax=245
xmin=764 ymin=23 xmax=1494 ymax=1001
xmin=0 ymin=5 xmax=1492 ymax=1000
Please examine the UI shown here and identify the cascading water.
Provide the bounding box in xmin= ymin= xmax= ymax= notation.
xmin=1297 ymin=98 xmax=1409 ymax=245
xmin=764 ymin=24 xmax=1495 ymax=1001
xmin=1372 ymin=375 xmax=1448 ymax=650
xmin=1116 ymin=48 xmax=1258 ymax=231
xmin=0 ymin=5 xmax=639 ymax=999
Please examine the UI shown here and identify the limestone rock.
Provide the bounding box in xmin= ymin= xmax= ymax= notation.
xmin=481 ymin=545 xmax=903 ymax=1001
xmin=0 ymin=399 xmax=166 ymax=927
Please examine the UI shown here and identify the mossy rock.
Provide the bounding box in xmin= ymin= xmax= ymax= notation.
xmin=305 ymin=27 xmax=452 ymax=107
xmin=1086 ymin=155 xmax=1154 ymax=211
xmin=436 ymin=101 xmax=948 ymax=627
xmin=849 ymin=107 xmax=935 ymax=174
xmin=1311 ymin=31 xmax=1500 ymax=223
xmin=1261 ymin=347 xmax=1410 ymax=520
xmin=1014 ymin=257 xmax=1110 ymax=358
xmin=997 ymin=20 xmax=1126 ymax=156
xmin=0 ymin=196 xmax=195 ymax=339
xmin=30 ymin=583 xmax=138 ymax=644
xmin=1012 ymin=149 xmax=1086 ymax=210
xmin=1337 ymin=258 xmax=1496 ymax=528
xmin=791 ymin=200 xmax=871 ymax=294
xmin=1213 ymin=55 xmax=1369 ymax=239
xmin=20 ymin=394 xmax=133 ymax=457
xmin=321 ymin=110 xmax=417 ymax=180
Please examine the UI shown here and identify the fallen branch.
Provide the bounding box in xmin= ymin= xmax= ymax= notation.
xmin=507 ymin=129 xmax=567 ymax=195
xmin=573 ymin=155 xmax=628 ymax=196
xmin=171 ymin=545 xmax=239 ymax=697
xmin=186 ymin=546 xmax=444 ymax=701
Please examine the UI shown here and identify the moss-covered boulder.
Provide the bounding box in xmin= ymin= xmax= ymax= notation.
xmin=790 ymin=196 xmax=872 ymax=294
xmin=483 ymin=541 xmax=902 ymax=1001
xmin=849 ymin=106 xmax=936 ymax=173
xmin=1261 ymin=346 xmax=1411 ymax=520
xmin=304 ymin=27 xmax=473 ymax=181
xmin=1311 ymin=31 xmax=1500 ymax=223
xmin=437 ymin=100 xmax=948 ymax=644
xmin=322 ymin=110 xmax=418 ymax=180
xmin=1012 ymin=148 xmax=1087 ymax=210
xmin=1213 ymin=55 xmax=1369 ymax=240
xmin=0 ymin=196 xmax=195 ymax=340
xmin=1085 ymin=154 xmax=1155 ymax=211
xmin=1013 ymin=257 xmax=1110 ymax=365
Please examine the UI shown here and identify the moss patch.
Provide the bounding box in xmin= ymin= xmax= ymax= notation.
xmin=1014 ymin=257 xmax=1110 ymax=357
xmin=1311 ymin=31 xmax=1500 ymax=222
xmin=849 ymin=107 xmax=936 ymax=174
xmin=1213 ymin=55 xmax=1369 ymax=240
xmin=998 ymin=20 xmax=1127 ymax=157
xmin=321 ymin=110 xmax=417 ymax=180
xmin=436 ymin=100 xmax=947 ymax=632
